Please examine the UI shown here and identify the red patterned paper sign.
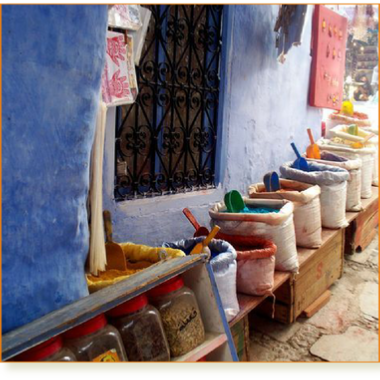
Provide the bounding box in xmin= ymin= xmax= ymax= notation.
xmin=101 ymin=31 xmax=134 ymax=106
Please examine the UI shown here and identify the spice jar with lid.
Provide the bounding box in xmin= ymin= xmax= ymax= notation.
xmin=64 ymin=314 xmax=127 ymax=362
xmin=15 ymin=336 xmax=76 ymax=362
xmin=107 ymin=293 xmax=170 ymax=361
xmin=148 ymin=276 xmax=205 ymax=357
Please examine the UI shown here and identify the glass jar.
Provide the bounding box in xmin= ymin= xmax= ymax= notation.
xmin=148 ymin=276 xmax=205 ymax=357
xmin=64 ymin=314 xmax=127 ymax=362
xmin=107 ymin=293 xmax=170 ymax=361
xmin=15 ymin=336 xmax=76 ymax=362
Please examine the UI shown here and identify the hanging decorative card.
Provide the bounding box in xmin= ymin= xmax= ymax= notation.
xmin=101 ymin=31 xmax=134 ymax=106
xmin=108 ymin=5 xmax=142 ymax=31
xmin=309 ymin=5 xmax=348 ymax=110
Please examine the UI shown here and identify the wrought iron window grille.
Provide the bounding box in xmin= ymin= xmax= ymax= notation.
xmin=115 ymin=5 xmax=224 ymax=201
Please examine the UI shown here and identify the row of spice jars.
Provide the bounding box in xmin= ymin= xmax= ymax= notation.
xmin=14 ymin=275 xmax=206 ymax=362
xmin=107 ymin=275 xmax=206 ymax=360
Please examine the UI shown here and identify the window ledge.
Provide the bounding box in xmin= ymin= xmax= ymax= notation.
xmin=114 ymin=186 xmax=224 ymax=217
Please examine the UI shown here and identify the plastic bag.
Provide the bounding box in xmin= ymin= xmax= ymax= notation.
xmin=248 ymin=179 xmax=322 ymax=248
xmin=218 ymin=235 xmax=277 ymax=296
xmin=280 ymin=161 xmax=349 ymax=229
xmin=162 ymin=237 xmax=239 ymax=322
xmin=209 ymin=199 xmax=299 ymax=273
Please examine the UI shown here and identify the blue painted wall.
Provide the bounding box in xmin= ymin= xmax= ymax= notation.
xmin=2 ymin=5 xmax=108 ymax=333
xmin=104 ymin=5 xmax=322 ymax=247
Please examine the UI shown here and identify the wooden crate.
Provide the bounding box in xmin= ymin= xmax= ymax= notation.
xmin=230 ymin=315 xmax=250 ymax=362
xmin=345 ymin=191 xmax=379 ymax=255
xmin=294 ymin=229 xmax=344 ymax=319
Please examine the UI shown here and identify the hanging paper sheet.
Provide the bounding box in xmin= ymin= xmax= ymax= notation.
xmin=108 ymin=5 xmax=142 ymax=31
xmin=101 ymin=31 xmax=134 ymax=106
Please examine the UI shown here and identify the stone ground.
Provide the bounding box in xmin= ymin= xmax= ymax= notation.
xmin=249 ymin=233 xmax=379 ymax=362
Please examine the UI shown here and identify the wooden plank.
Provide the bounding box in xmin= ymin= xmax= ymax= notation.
xmin=228 ymin=271 xmax=291 ymax=328
xmin=294 ymin=230 xmax=343 ymax=319
xmin=300 ymin=290 xmax=331 ymax=318
xmin=2 ymin=255 xmax=206 ymax=361
xmin=172 ymin=333 xmax=227 ymax=362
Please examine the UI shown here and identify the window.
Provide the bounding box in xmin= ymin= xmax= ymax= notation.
xmin=114 ymin=5 xmax=224 ymax=201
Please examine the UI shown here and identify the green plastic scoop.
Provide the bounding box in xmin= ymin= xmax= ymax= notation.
xmin=224 ymin=190 xmax=245 ymax=213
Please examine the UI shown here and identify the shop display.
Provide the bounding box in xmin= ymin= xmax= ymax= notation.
xmin=280 ymin=161 xmax=350 ymax=229
xmin=248 ymin=179 xmax=322 ymax=248
xmin=107 ymin=294 xmax=170 ymax=362
xmin=309 ymin=5 xmax=348 ymax=110
xmin=15 ymin=337 xmax=76 ymax=362
xmin=219 ymin=235 xmax=277 ymax=297
xmin=163 ymin=238 xmax=239 ymax=322
xmin=64 ymin=314 xmax=127 ymax=362
xmin=306 ymin=151 xmax=362 ymax=211
xmin=209 ymin=198 xmax=299 ymax=273
xmin=148 ymin=276 xmax=205 ymax=357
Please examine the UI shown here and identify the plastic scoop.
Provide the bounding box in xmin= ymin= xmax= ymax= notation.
xmin=263 ymin=173 xmax=272 ymax=192
xmin=183 ymin=208 xmax=209 ymax=237
xmin=270 ymin=172 xmax=281 ymax=191
xmin=263 ymin=172 xmax=281 ymax=192
xmin=347 ymin=124 xmax=358 ymax=136
xmin=190 ymin=225 xmax=221 ymax=255
xmin=306 ymin=128 xmax=321 ymax=159
xmin=351 ymin=133 xmax=375 ymax=149
xmin=103 ymin=210 xmax=127 ymax=271
xmin=291 ymin=142 xmax=309 ymax=171
xmin=224 ymin=190 xmax=245 ymax=213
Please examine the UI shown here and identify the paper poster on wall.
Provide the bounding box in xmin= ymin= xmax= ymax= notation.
xmin=309 ymin=5 xmax=348 ymax=110
xmin=101 ymin=31 xmax=134 ymax=107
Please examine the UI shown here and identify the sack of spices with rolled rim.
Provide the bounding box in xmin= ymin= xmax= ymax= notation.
xmin=86 ymin=243 xmax=185 ymax=293
xmin=317 ymin=139 xmax=376 ymax=198
xmin=218 ymin=234 xmax=277 ymax=297
xmin=306 ymin=151 xmax=362 ymax=211
xmin=280 ymin=161 xmax=349 ymax=229
xmin=209 ymin=198 xmax=299 ymax=273
xmin=248 ymin=179 xmax=322 ymax=248
xmin=162 ymin=237 xmax=239 ymax=322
